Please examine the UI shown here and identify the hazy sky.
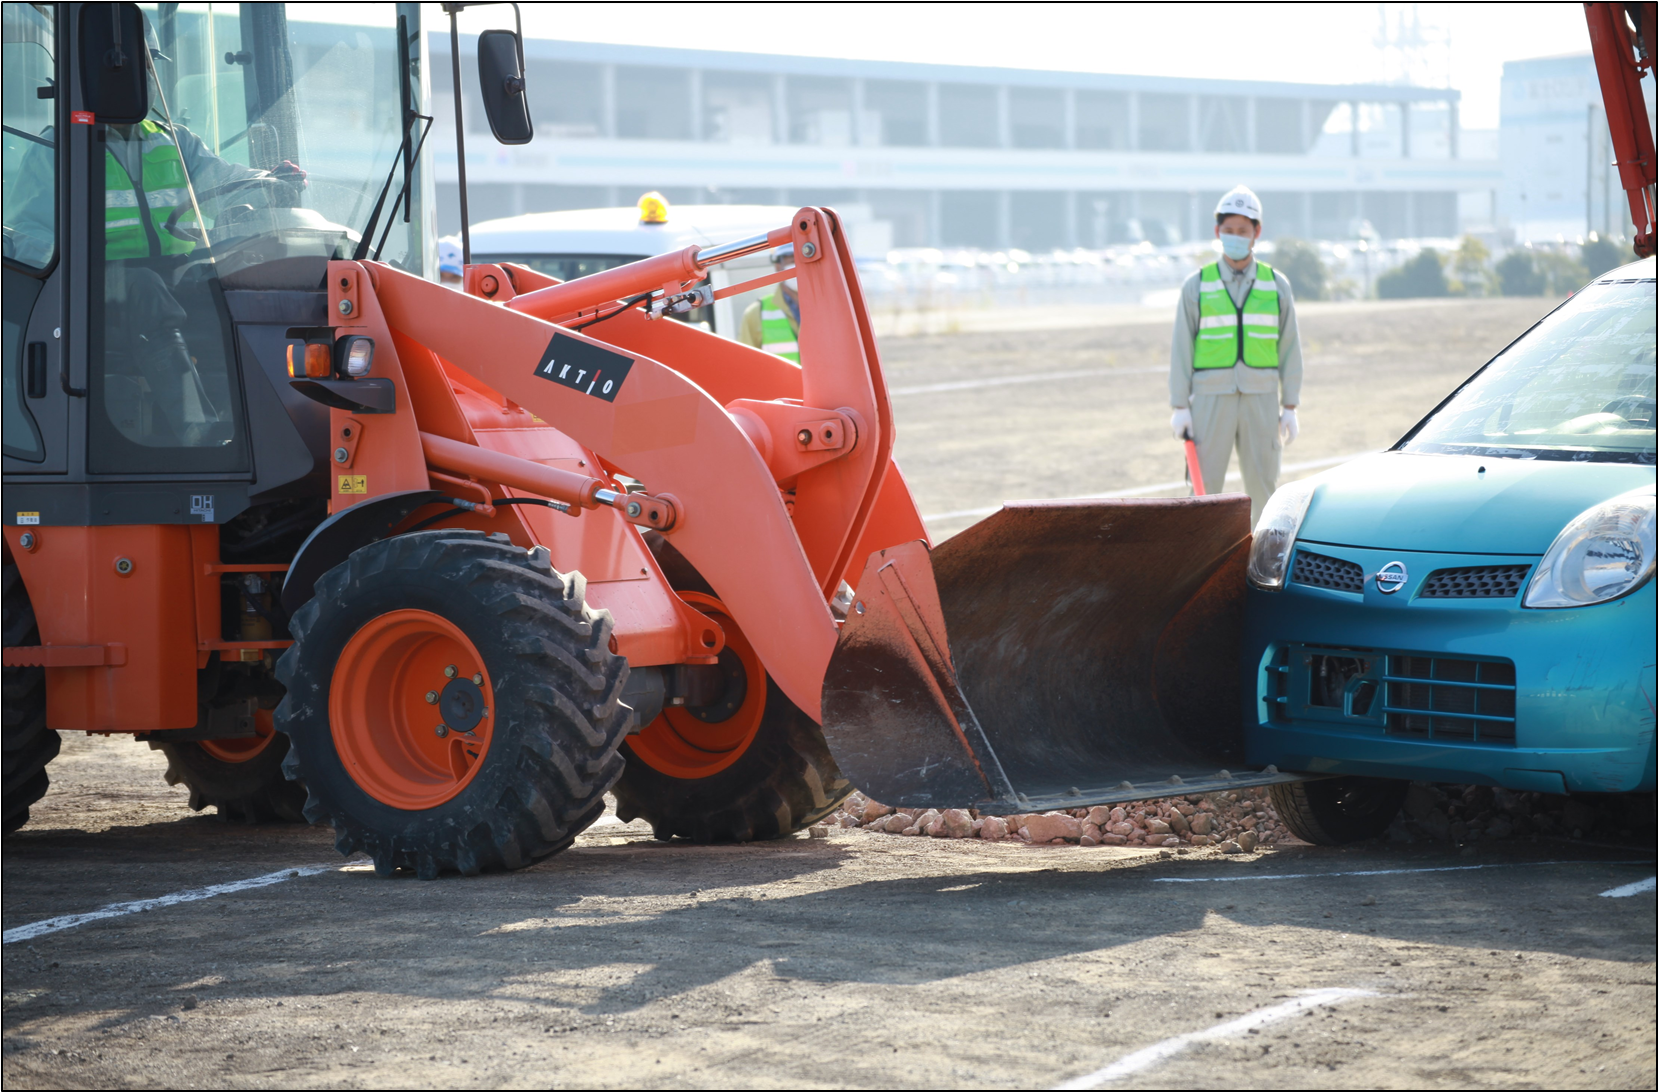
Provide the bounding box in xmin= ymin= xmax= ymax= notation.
xmin=442 ymin=2 xmax=1595 ymax=130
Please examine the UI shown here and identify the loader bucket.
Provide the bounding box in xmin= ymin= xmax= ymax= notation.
xmin=821 ymin=493 xmax=1301 ymax=814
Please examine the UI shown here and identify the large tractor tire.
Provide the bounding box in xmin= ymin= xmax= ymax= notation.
xmin=4 ymin=558 xmax=58 ymax=834
xmin=150 ymin=712 xmax=307 ymax=824
xmin=1269 ymin=776 xmax=1408 ymax=845
xmin=612 ymin=591 xmax=852 ymax=843
xmin=275 ymin=531 xmax=629 ymax=877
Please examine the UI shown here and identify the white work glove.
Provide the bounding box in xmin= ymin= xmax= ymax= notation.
xmin=1279 ymin=407 xmax=1299 ymax=446
xmin=1170 ymin=407 xmax=1193 ymax=441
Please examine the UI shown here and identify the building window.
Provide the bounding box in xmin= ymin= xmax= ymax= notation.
xmin=865 ymin=80 xmax=926 ymax=146
xmin=1009 ymin=87 xmax=1063 ymax=149
xmin=938 ymin=83 xmax=998 ymax=148
xmin=1197 ymin=96 xmax=1247 ymax=153
xmin=1255 ymin=97 xmax=1306 ymax=155
xmin=1075 ymin=90 xmax=1128 ymax=149
xmin=616 ymin=66 xmax=691 ymax=140
xmin=788 ymin=75 xmax=854 ymax=146
xmin=703 ymin=71 xmax=774 ymax=144
xmin=531 ymin=61 xmax=604 ymax=138
xmin=1138 ymin=93 xmax=1190 ymax=152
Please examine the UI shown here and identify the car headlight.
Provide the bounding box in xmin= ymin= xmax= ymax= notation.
xmin=1523 ymin=486 xmax=1656 ymax=609
xmin=1246 ymin=478 xmax=1318 ymax=590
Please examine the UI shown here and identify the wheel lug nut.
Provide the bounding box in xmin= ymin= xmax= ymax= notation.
xmin=472 ymin=673 xmax=484 ymax=686
xmin=425 ymin=691 xmax=439 ymax=704
xmin=435 ymin=724 xmax=449 ymax=738
xmin=444 ymin=665 xmax=457 ymax=678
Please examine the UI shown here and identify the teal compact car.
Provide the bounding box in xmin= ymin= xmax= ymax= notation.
xmin=1245 ymin=257 xmax=1656 ymax=843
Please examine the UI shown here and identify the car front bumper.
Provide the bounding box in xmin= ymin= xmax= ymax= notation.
xmin=1244 ymin=542 xmax=1657 ymax=795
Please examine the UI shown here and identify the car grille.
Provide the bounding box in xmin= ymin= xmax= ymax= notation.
xmin=1384 ymin=655 xmax=1516 ymax=744
xmin=1292 ymin=550 xmax=1365 ymax=593
xmin=1419 ymin=564 xmax=1531 ymax=599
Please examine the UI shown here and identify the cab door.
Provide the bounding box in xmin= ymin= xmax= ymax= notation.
xmin=2 ymin=2 xmax=68 ymax=474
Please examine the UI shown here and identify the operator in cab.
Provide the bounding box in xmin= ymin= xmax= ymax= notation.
xmin=737 ymin=244 xmax=800 ymax=361
xmin=7 ymin=17 xmax=305 ymax=449
xmin=1168 ymin=186 xmax=1303 ymax=526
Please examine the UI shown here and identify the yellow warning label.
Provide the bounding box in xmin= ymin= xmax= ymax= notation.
xmin=15 ymin=512 xmax=41 ymax=525
xmin=337 ymin=475 xmax=368 ymax=494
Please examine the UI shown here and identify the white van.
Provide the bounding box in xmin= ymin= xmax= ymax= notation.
xmin=468 ymin=202 xmax=798 ymax=340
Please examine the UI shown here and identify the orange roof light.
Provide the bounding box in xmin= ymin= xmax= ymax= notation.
xmin=637 ymin=191 xmax=669 ymax=224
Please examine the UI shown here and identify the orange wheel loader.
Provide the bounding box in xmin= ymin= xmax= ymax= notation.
xmin=4 ymin=3 xmax=1295 ymax=875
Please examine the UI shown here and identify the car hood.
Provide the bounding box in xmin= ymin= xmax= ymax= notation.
xmin=1298 ymin=451 xmax=1656 ymax=555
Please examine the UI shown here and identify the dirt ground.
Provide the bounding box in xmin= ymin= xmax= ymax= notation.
xmin=5 ymin=297 xmax=1654 ymax=1090
xmin=4 ymin=733 xmax=1654 ymax=1090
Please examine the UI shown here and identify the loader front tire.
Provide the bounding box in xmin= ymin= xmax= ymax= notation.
xmin=275 ymin=531 xmax=630 ymax=877
xmin=150 ymin=713 xmax=308 ymax=824
xmin=4 ymin=558 xmax=58 ymax=834
xmin=612 ymin=594 xmax=851 ymax=843
xmin=1269 ymin=776 xmax=1407 ymax=845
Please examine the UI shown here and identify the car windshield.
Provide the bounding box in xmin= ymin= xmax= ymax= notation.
xmin=1399 ymin=268 xmax=1656 ymax=463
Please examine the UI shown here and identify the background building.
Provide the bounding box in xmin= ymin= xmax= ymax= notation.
xmin=430 ymin=36 xmax=1503 ymax=251
xmin=1498 ymin=52 xmax=1655 ymax=243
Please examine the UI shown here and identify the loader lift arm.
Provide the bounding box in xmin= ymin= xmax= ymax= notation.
xmin=1586 ymin=1 xmax=1658 ymax=256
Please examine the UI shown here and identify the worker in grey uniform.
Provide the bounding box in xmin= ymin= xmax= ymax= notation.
xmin=1168 ymin=185 xmax=1302 ymax=525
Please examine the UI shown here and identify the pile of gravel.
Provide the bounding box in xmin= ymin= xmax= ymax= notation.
xmin=830 ymin=782 xmax=1653 ymax=851
xmin=829 ymin=788 xmax=1292 ymax=853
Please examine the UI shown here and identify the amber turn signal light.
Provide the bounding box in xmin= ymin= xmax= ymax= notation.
xmin=286 ymin=342 xmax=332 ymax=378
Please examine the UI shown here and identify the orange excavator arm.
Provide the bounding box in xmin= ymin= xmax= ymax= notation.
xmin=1586 ymin=1 xmax=1658 ymax=256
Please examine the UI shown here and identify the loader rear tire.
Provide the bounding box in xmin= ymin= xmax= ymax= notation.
xmin=150 ymin=713 xmax=308 ymax=824
xmin=612 ymin=595 xmax=851 ymax=843
xmin=4 ymin=558 xmax=58 ymax=834
xmin=275 ymin=531 xmax=630 ymax=877
xmin=1269 ymin=776 xmax=1407 ymax=845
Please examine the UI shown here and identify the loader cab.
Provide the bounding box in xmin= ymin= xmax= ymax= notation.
xmin=4 ymin=2 xmax=432 ymax=530
xmin=469 ymin=203 xmax=797 ymax=339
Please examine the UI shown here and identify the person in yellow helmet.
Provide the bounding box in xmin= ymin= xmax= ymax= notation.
xmin=736 ymin=244 xmax=800 ymax=361
xmin=1168 ymin=185 xmax=1303 ymax=526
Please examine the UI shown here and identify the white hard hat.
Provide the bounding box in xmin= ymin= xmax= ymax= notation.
xmin=437 ymin=237 xmax=462 ymax=275
xmin=1215 ymin=186 xmax=1262 ymax=221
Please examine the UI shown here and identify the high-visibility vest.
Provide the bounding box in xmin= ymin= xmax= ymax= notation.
xmin=760 ymin=288 xmax=799 ymax=362
xmin=105 ymin=120 xmax=197 ymax=260
xmin=1194 ymin=259 xmax=1279 ymax=370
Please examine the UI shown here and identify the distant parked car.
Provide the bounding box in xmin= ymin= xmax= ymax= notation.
xmin=1244 ymin=256 xmax=1656 ymax=843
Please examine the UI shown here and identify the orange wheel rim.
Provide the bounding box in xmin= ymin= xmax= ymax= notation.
xmin=198 ymin=708 xmax=278 ymax=764
xmin=329 ymin=609 xmax=494 ymax=810
xmin=627 ymin=593 xmax=767 ymax=779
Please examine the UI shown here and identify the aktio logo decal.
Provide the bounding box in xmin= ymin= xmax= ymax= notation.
xmin=533 ymin=333 xmax=634 ymax=403
xmin=1374 ymin=561 xmax=1409 ymax=594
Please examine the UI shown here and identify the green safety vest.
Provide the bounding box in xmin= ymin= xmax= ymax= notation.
xmin=1194 ymin=259 xmax=1279 ymax=370
xmin=760 ymin=288 xmax=799 ymax=363
xmin=104 ymin=120 xmax=197 ymax=260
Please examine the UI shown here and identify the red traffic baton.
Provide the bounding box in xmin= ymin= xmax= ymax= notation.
xmin=1183 ymin=437 xmax=1206 ymax=496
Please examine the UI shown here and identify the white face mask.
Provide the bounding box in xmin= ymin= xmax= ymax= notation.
xmin=1220 ymin=232 xmax=1253 ymax=261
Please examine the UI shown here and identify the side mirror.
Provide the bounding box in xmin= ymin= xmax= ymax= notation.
xmin=476 ymin=28 xmax=531 ymax=145
xmin=78 ymin=3 xmax=149 ymax=123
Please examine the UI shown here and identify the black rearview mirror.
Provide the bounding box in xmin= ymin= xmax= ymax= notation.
xmin=477 ymin=28 xmax=531 ymax=145
xmin=78 ymin=2 xmax=149 ymax=123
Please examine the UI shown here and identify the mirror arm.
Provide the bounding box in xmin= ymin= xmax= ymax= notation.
xmin=445 ymin=3 xmax=471 ymax=266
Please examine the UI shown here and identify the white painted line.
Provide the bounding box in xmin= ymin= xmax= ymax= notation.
xmin=1152 ymin=860 xmax=1653 ymax=884
xmin=922 ymin=452 xmax=1368 ymax=523
xmin=1599 ymin=876 xmax=1657 ymax=898
xmin=2 ymin=865 xmax=339 ymax=945
xmin=1053 ymin=987 xmax=1379 ymax=1088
